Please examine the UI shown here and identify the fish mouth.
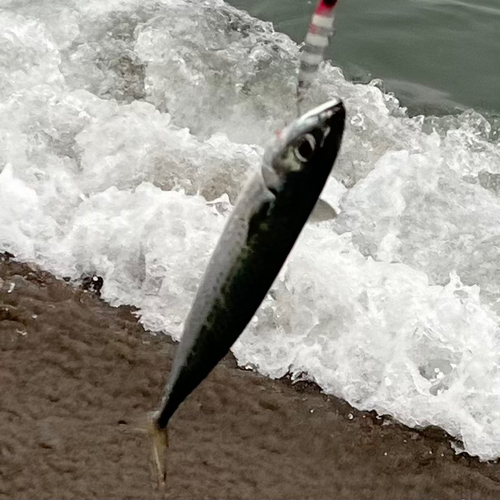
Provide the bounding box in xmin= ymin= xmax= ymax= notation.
xmin=291 ymin=99 xmax=345 ymax=141
xmin=292 ymin=99 xmax=345 ymax=151
xmin=318 ymin=99 xmax=345 ymax=148
xmin=300 ymin=99 xmax=345 ymax=126
xmin=265 ymin=99 xmax=345 ymax=167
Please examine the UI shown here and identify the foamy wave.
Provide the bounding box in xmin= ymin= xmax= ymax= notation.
xmin=1 ymin=0 xmax=499 ymax=459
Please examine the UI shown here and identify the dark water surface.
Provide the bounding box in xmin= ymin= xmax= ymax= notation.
xmin=228 ymin=0 xmax=500 ymax=115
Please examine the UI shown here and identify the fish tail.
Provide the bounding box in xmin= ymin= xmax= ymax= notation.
xmin=148 ymin=415 xmax=169 ymax=488
xmin=297 ymin=0 xmax=338 ymax=105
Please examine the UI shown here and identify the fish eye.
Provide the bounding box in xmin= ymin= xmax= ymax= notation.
xmin=294 ymin=134 xmax=316 ymax=162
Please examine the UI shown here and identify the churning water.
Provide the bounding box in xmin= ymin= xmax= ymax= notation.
xmin=0 ymin=0 xmax=499 ymax=460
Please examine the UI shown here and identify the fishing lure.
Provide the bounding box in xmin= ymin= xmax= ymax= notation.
xmin=297 ymin=0 xmax=338 ymax=111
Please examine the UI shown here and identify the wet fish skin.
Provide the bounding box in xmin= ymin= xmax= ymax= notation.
xmin=152 ymin=100 xmax=345 ymax=436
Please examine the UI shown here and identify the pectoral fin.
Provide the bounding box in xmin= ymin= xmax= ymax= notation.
xmin=309 ymin=198 xmax=338 ymax=222
xmin=247 ymin=200 xmax=273 ymax=242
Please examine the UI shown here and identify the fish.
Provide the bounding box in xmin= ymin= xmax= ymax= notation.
xmin=297 ymin=0 xmax=339 ymax=108
xmin=150 ymin=99 xmax=346 ymax=484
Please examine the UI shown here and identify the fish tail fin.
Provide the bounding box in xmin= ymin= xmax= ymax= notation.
xmin=148 ymin=415 xmax=169 ymax=488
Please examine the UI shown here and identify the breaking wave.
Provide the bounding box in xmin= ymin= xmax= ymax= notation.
xmin=1 ymin=0 xmax=499 ymax=459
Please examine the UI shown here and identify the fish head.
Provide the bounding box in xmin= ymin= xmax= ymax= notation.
xmin=262 ymin=99 xmax=345 ymax=193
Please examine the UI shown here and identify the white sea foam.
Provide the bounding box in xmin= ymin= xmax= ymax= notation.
xmin=0 ymin=0 xmax=499 ymax=459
